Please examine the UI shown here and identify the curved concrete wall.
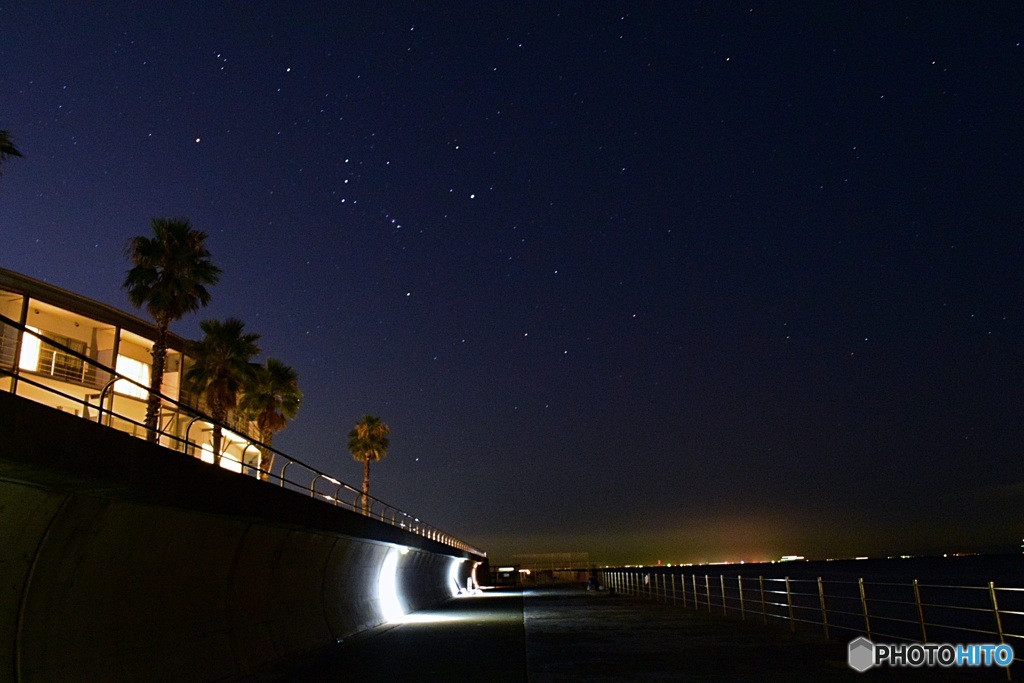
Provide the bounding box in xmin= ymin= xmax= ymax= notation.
xmin=0 ymin=392 xmax=481 ymax=682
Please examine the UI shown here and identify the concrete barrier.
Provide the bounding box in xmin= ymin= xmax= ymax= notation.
xmin=0 ymin=391 xmax=482 ymax=682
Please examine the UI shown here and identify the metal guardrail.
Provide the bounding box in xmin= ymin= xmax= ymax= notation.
xmin=600 ymin=567 xmax=1021 ymax=680
xmin=0 ymin=313 xmax=485 ymax=557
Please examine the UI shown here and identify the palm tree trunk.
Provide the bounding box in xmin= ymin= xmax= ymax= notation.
xmin=212 ymin=401 xmax=224 ymax=467
xmin=144 ymin=322 xmax=169 ymax=442
xmin=362 ymin=458 xmax=371 ymax=515
xmin=259 ymin=429 xmax=274 ymax=481
xmin=212 ymin=424 xmax=223 ymax=467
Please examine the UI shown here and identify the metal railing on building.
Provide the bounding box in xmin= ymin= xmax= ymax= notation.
xmin=599 ymin=567 xmax=1022 ymax=680
xmin=0 ymin=314 xmax=484 ymax=557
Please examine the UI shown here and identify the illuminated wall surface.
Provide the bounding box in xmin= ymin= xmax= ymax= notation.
xmin=0 ymin=391 xmax=481 ymax=682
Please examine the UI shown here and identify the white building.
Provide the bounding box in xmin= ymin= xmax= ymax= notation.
xmin=0 ymin=267 xmax=259 ymax=472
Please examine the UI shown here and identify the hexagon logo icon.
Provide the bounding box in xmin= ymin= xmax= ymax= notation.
xmin=848 ymin=637 xmax=875 ymax=672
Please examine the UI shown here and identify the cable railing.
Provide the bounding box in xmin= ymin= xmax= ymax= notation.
xmin=0 ymin=313 xmax=485 ymax=557
xmin=599 ymin=567 xmax=1022 ymax=679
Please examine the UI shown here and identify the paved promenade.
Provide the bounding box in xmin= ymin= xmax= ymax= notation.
xmin=252 ymin=587 xmax=994 ymax=681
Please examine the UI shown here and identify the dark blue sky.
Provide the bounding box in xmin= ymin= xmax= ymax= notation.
xmin=2 ymin=3 xmax=1022 ymax=565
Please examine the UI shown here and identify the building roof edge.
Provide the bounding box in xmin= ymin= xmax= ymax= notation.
xmin=0 ymin=267 xmax=190 ymax=351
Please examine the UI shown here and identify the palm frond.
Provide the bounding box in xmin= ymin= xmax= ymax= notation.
xmin=348 ymin=414 xmax=390 ymax=463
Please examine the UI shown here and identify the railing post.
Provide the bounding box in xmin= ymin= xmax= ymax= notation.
xmin=817 ymin=576 xmax=830 ymax=640
xmin=720 ymin=575 xmax=727 ymax=615
xmin=681 ymin=573 xmax=687 ymax=609
xmin=858 ymin=578 xmax=871 ymax=639
xmin=913 ymin=579 xmax=927 ymax=642
xmin=988 ymin=582 xmax=1013 ymax=682
xmin=184 ymin=415 xmax=204 ymax=458
xmin=759 ymin=576 xmax=767 ymax=624
xmin=989 ymin=582 xmax=1008 ymax=643
xmin=240 ymin=443 xmax=260 ymax=477
xmin=785 ymin=577 xmax=796 ymax=632
xmin=705 ymin=575 xmax=712 ymax=613
xmin=738 ymin=575 xmax=746 ymax=620
xmin=692 ymin=574 xmax=698 ymax=610
xmin=670 ymin=572 xmax=676 ymax=606
xmin=96 ymin=377 xmax=118 ymax=425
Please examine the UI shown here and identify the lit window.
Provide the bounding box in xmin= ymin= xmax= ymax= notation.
xmin=115 ymin=355 xmax=150 ymax=399
xmin=198 ymin=441 xmax=243 ymax=473
xmin=19 ymin=326 xmax=89 ymax=381
xmin=220 ymin=451 xmax=242 ymax=473
xmin=18 ymin=327 xmax=41 ymax=370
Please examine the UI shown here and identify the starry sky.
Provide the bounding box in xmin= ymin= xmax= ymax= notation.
xmin=2 ymin=3 xmax=1022 ymax=566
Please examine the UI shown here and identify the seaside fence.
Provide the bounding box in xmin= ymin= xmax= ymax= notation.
xmin=599 ymin=567 xmax=1023 ymax=680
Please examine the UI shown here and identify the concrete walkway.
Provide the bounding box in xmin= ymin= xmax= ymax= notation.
xmin=250 ymin=587 xmax=993 ymax=682
xmin=249 ymin=588 xmax=527 ymax=682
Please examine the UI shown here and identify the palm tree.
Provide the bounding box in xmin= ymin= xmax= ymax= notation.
xmin=0 ymin=130 xmax=23 ymax=176
xmin=239 ymin=358 xmax=301 ymax=480
xmin=185 ymin=318 xmax=260 ymax=467
xmin=347 ymin=415 xmax=390 ymax=514
xmin=124 ymin=218 xmax=221 ymax=441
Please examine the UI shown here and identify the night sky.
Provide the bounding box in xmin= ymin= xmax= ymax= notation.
xmin=2 ymin=3 xmax=1022 ymax=566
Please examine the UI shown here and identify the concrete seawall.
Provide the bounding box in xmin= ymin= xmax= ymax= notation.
xmin=0 ymin=391 xmax=482 ymax=682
